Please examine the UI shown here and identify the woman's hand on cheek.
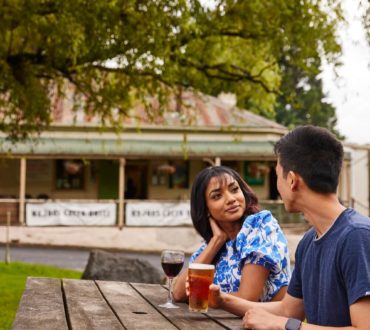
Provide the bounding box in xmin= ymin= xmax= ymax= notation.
xmin=209 ymin=216 xmax=228 ymax=243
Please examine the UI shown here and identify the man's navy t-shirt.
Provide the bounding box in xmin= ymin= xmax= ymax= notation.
xmin=287 ymin=208 xmax=370 ymax=326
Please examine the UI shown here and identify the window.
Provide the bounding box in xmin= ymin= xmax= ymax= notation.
xmin=243 ymin=161 xmax=267 ymax=186
xmin=169 ymin=160 xmax=189 ymax=189
xmin=55 ymin=159 xmax=85 ymax=190
xmin=151 ymin=160 xmax=189 ymax=189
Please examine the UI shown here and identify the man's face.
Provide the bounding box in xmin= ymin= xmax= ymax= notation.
xmin=275 ymin=159 xmax=297 ymax=213
xmin=275 ymin=160 xmax=286 ymax=199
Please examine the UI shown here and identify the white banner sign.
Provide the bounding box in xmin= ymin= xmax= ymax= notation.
xmin=26 ymin=202 xmax=116 ymax=226
xmin=125 ymin=201 xmax=191 ymax=226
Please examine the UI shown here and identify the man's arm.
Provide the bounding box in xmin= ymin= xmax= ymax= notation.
xmin=243 ymin=296 xmax=370 ymax=330
xmin=209 ymin=284 xmax=304 ymax=319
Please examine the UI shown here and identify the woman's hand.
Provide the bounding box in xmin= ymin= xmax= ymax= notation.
xmin=209 ymin=216 xmax=228 ymax=243
xmin=187 ymin=279 xmax=224 ymax=312
xmin=186 ymin=280 xmax=224 ymax=310
xmin=185 ymin=275 xmax=190 ymax=296
xmin=208 ymin=284 xmax=224 ymax=309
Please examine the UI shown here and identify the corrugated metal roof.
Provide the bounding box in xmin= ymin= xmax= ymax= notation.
xmin=0 ymin=90 xmax=286 ymax=157
xmin=51 ymin=89 xmax=286 ymax=131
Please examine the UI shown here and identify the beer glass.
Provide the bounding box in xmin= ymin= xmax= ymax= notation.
xmin=159 ymin=249 xmax=185 ymax=309
xmin=188 ymin=263 xmax=215 ymax=312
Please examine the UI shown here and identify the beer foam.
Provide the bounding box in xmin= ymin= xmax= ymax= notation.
xmin=189 ymin=263 xmax=215 ymax=270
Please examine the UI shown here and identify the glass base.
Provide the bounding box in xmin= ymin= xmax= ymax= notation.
xmin=189 ymin=306 xmax=208 ymax=313
xmin=158 ymin=302 xmax=179 ymax=309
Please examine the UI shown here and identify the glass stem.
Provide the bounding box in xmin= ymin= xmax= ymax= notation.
xmin=167 ymin=277 xmax=174 ymax=303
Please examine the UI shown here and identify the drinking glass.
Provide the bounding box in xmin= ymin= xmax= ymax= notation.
xmin=188 ymin=263 xmax=215 ymax=312
xmin=159 ymin=249 xmax=185 ymax=309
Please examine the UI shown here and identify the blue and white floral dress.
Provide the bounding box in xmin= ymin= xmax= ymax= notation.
xmin=190 ymin=210 xmax=290 ymax=302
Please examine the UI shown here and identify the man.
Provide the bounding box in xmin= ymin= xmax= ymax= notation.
xmin=209 ymin=126 xmax=370 ymax=329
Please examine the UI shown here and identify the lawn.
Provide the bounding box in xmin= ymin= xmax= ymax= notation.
xmin=0 ymin=261 xmax=82 ymax=330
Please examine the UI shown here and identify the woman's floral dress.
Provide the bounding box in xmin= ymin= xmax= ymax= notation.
xmin=190 ymin=210 xmax=290 ymax=301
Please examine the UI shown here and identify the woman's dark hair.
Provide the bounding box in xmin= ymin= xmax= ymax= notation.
xmin=190 ymin=166 xmax=260 ymax=244
xmin=274 ymin=125 xmax=344 ymax=193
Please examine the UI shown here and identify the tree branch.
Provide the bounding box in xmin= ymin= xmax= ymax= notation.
xmin=177 ymin=58 xmax=279 ymax=94
xmin=177 ymin=29 xmax=264 ymax=48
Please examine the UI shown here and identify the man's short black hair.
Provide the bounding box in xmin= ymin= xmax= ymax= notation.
xmin=274 ymin=125 xmax=344 ymax=193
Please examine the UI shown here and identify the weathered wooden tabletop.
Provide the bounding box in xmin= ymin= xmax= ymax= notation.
xmin=12 ymin=277 xmax=243 ymax=330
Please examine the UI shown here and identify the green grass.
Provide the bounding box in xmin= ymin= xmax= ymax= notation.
xmin=0 ymin=261 xmax=82 ymax=330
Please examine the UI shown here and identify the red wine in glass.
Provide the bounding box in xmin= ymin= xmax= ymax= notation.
xmin=161 ymin=261 xmax=184 ymax=278
xmin=159 ymin=249 xmax=185 ymax=309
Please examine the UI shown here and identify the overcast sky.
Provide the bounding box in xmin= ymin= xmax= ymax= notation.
xmin=321 ymin=0 xmax=370 ymax=145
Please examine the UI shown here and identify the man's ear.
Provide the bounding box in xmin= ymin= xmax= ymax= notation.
xmin=287 ymin=171 xmax=299 ymax=191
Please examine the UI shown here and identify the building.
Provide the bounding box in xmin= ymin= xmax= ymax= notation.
xmin=0 ymin=91 xmax=354 ymax=226
xmin=344 ymin=143 xmax=370 ymax=216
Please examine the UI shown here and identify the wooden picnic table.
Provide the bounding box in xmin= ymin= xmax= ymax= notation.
xmin=13 ymin=277 xmax=243 ymax=329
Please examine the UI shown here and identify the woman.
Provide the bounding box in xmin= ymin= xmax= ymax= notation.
xmin=173 ymin=166 xmax=290 ymax=302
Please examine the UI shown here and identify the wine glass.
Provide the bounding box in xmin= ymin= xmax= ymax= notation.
xmin=159 ymin=249 xmax=185 ymax=309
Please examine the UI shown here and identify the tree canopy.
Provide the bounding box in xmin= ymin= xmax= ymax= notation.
xmin=0 ymin=0 xmax=344 ymax=139
xmin=275 ymin=60 xmax=340 ymax=135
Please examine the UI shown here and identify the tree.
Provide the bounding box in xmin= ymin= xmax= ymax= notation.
xmin=274 ymin=57 xmax=342 ymax=137
xmin=274 ymin=0 xmax=369 ymax=137
xmin=363 ymin=1 xmax=370 ymax=43
xmin=0 ymin=0 xmax=343 ymax=139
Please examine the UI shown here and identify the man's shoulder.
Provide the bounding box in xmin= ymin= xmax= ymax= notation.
xmin=334 ymin=209 xmax=370 ymax=249
xmin=341 ymin=208 xmax=370 ymax=232
xmin=347 ymin=208 xmax=370 ymax=224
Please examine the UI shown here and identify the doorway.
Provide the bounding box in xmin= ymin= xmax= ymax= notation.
xmin=125 ymin=162 xmax=148 ymax=199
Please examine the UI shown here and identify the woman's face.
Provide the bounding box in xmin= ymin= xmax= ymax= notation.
xmin=205 ymin=174 xmax=246 ymax=223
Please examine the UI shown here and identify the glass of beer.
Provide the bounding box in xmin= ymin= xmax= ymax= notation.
xmin=159 ymin=249 xmax=185 ymax=309
xmin=188 ymin=263 xmax=215 ymax=312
